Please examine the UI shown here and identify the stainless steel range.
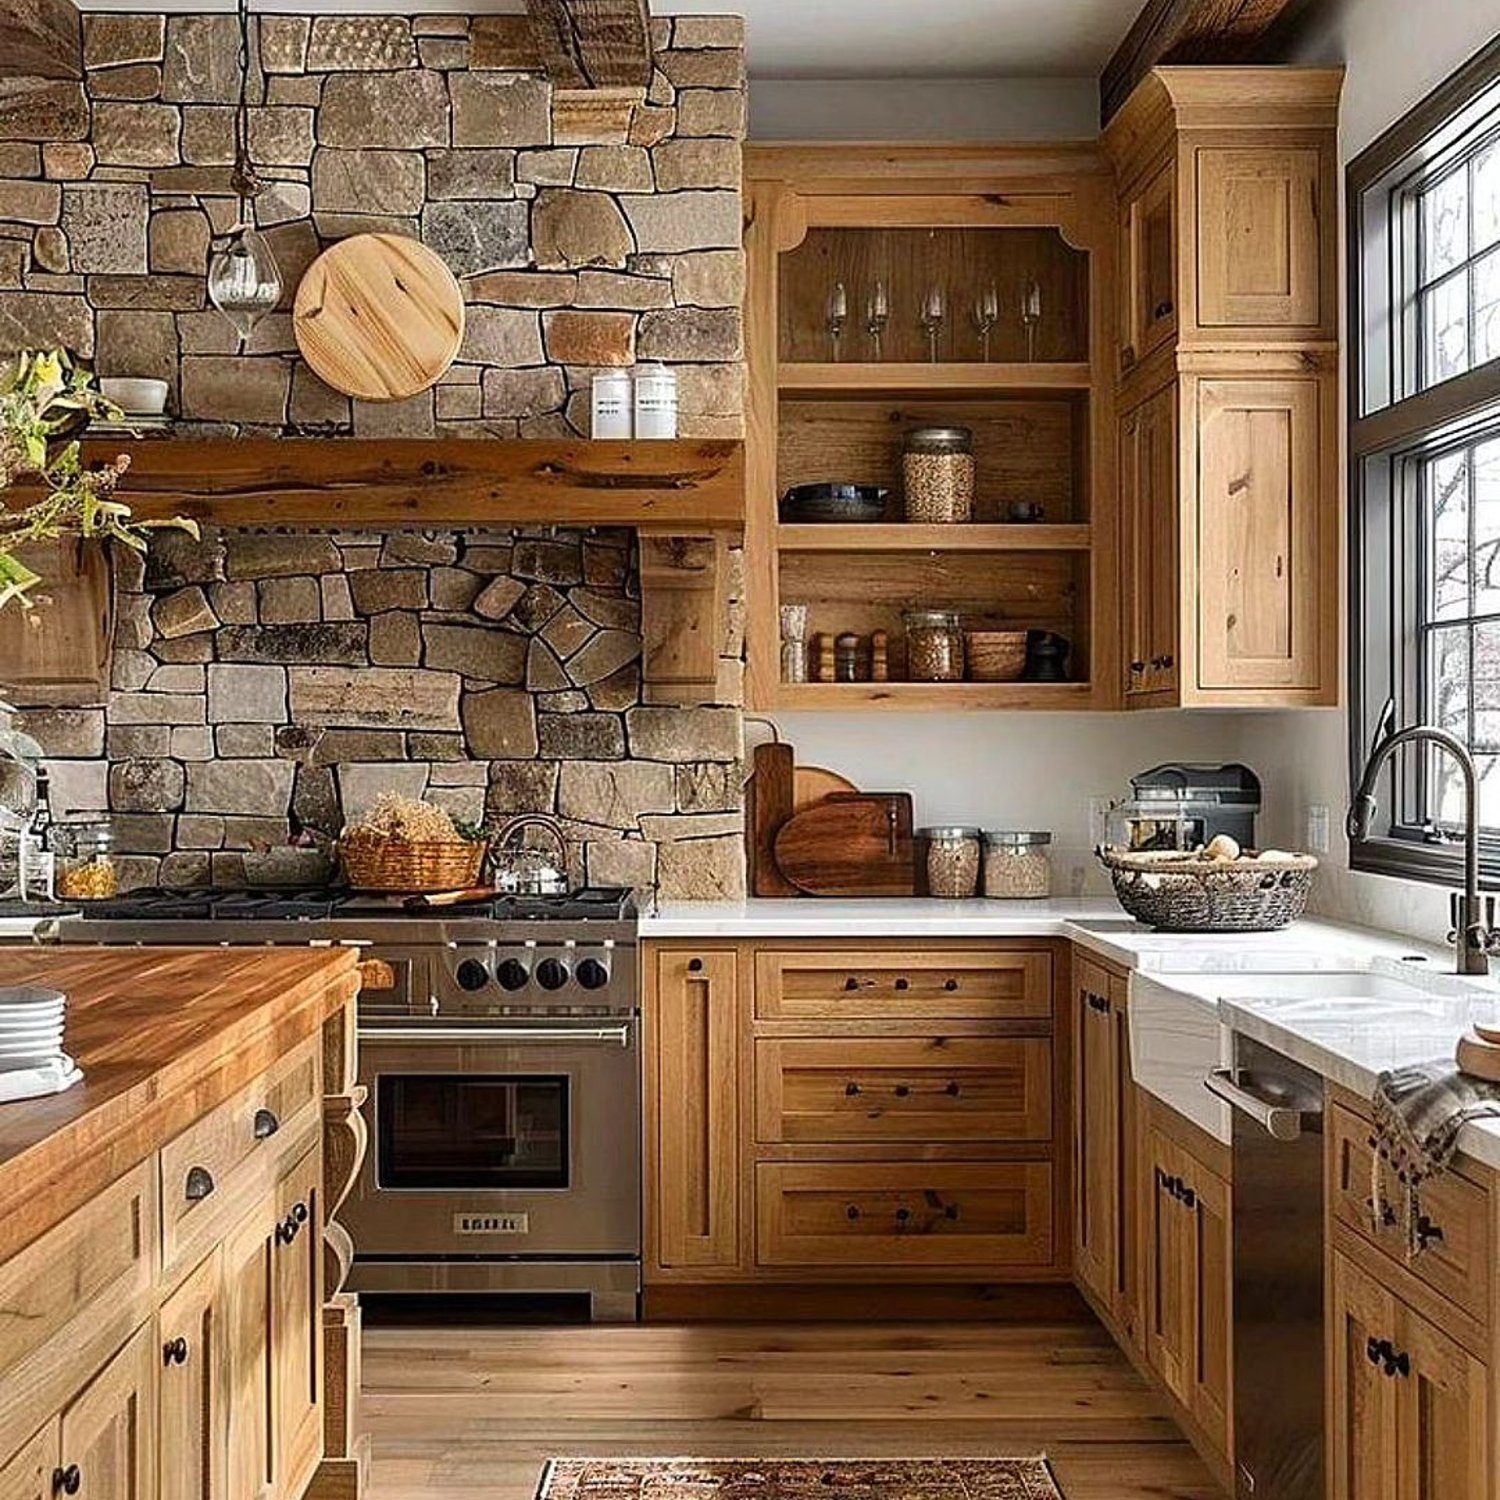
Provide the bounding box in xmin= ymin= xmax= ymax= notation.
xmin=46 ymin=885 xmax=641 ymax=1321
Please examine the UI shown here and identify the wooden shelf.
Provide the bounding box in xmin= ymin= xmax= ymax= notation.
xmin=773 ymin=680 xmax=1093 ymax=710
xmin=777 ymin=362 xmax=1093 ymax=397
xmin=777 ymin=523 xmax=1092 ymax=552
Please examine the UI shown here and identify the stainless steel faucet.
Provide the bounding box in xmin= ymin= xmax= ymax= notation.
xmin=1347 ymin=721 xmax=1490 ymax=975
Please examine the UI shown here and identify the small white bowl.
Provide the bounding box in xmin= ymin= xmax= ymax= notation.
xmin=99 ymin=377 xmax=169 ymax=415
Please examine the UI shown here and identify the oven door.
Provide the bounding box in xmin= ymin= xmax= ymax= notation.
xmin=345 ymin=1019 xmax=640 ymax=1259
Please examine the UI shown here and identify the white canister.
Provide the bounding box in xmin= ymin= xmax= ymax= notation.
xmin=591 ymin=370 xmax=632 ymax=439
xmin=632 ymin=362 xmax=678 ymax=439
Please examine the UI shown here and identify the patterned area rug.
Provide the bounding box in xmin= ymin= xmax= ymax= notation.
xmin=537 ymin=1458 xmax=1064 ymax=1500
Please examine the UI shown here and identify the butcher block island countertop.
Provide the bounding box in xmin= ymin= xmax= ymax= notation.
xmin=0 ymin=944 xmax=359 ymax=1263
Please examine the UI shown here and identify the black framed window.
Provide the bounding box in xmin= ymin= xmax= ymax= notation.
xmin=1350 ymin=36 xmax=1500 ymax=887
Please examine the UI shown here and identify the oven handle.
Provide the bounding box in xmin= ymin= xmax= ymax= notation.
xmin=358 ymin=1024 xmax=632 ymax=1047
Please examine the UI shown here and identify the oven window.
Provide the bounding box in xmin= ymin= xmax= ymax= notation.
xmin=377 ymin=1074 xmax=569 ymax=1190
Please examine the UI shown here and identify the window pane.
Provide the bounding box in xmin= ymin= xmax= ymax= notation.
xmin=1423 ymin=270 xmax=1471 ymax=383
xmin=1423 ymin=166 xmax=1470 ymax=281
xmin=1430 ymin=447 xmax=1472 ymax=620
xmin=1476 ymin=246 xmax=1500 ymax=366
xmin=1479 ymin=753 xmax=1500 ymax=832
xmin=1474 ymin=141 xmax=1500 ymax=256
xmin=1478 ymin=437 xmax=1500 ymax=615
xmin=1476 ymin=619 xmax=1500 ymax=755
xmin=1428 ymin=623 xmax=1472 ymax=827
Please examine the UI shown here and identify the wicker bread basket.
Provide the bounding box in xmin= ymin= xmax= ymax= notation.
xmin=338 ymin=835 xmax=487 ymax=893
xmin=1097 ymin=846 xmax=1317 ymax=932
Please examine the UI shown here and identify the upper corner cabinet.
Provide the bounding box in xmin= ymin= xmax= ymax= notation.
xmin=742 ymin=144 xmax=1119 ymax=713
xmin=1104 ymin=67 xmax=1343 ymax=709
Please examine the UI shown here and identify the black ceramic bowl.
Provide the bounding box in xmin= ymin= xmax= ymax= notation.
xmin=779 ymin=483 xmax=889 ymax=524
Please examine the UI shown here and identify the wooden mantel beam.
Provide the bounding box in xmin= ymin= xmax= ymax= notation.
xmin=1100 ymin=0 xmax=1311 ymax=122
xmin=0 ymin=0 xmax=82 ymax=80
xmin=524 ymin=0 xmax=653 ymax=90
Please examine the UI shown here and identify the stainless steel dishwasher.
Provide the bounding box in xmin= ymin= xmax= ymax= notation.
xmin=1205 ymin=1034 xmax=1325 ymax=1500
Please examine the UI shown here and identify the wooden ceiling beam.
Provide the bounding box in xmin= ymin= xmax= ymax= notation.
xmin=0 ymin=0 xmax=82 ymax=81
xmin=524 ymin=0 xmax=654 ymax=90
xmin=1100 ymin=0 xmax=1311 ymax=123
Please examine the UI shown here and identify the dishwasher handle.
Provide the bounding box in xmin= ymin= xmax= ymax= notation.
xmin=359 ymin=1024 xmax=632 ymax=1047
xmin=1205 ymin=1067 xmax=1316 ymax=1142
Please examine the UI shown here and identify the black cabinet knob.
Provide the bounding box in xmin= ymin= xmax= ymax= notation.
xmin=495 ymin=957 xmax=530 ymax=992
xmin=845 ymin=1082 xmax=861 ymax=1097
xmin=943 ymin=978 xmax=958 ymax=991
xmin=846 ymin=1205 xmax=860 ymax=1220
xmin=292 ymin=1201 xmax=309 ymax=1225
xmin=894 ymin=1207 xmax=911 ymax=1223
xmin=535 ymin=957 xmax=569 ymax=991
xmin=253 ymin=1108 xmax=279 ymax=1140
xmin=53 ymin=1466 xmax=81 ymax=1496
xmin=576 ymin=957 xmax=610 ymax=990
xmin=894 ymin=977 xmax=910 ymax=991
xmin=894 ymin=1084 xmax=911 ymax=1098
xmin=455 ymin=958 xmax=490 ymax=992
xmin=945 ymin=1081 xmax=960 ymax=1097
xmin=184 ymin=1166 xmax=215 ymax=1203
xmin=844 ymin=976 xmax=859 ymax=991
xmin=163 ymin=1336 xmax=189 ymax=1367
xmin=688 ymin=957 xmax=704 ymax=972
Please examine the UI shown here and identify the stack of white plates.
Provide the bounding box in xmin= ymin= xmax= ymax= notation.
xmin=0 ymin=985 xmax=81 ymax=1104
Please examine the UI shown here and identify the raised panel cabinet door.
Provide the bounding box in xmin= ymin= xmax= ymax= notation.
xmin=1121 ymin=158 xmax=1176 ymax=370
xmin=1183 ymin=1160 xmax=1232 ymax=1461
xmin=159 ymin=1248 xmax=225 ymax=1500
xmin=1119 ymin=406 xmax=1151 ymax=697
xmin=222 ymin=1200 xmax=273 ymax=1500
xmin=271 ymin=1146 xmax=323 ymax=1500
xmin=1073 ymin=959 xmax=1118 ymax=1310
xmin=57 ymin=1322 xmax=157 ymax=1500
xmin=1108 ymin=970 xmax=1137 ymax=1331
xmin=0 ymin=539 xmax=112 ymax=708
xmin=1329 ymin=1251 xmax=1400 ymax=1500
xmin=0 ymin=1421 xmax=59 ymax=1500
xmin=1143 ymin=1127 xmax=1191 ymax=1408
xmin=1120 ymin=382 xmax=1179 ymax=702
xmin=1195 ymin=147 xmax=1322 ymax=330
xmin=1394 ymin=1301 xmax=1488 ymax=1500
xmin=648 ymin=949 xmax=739 ymax=1272
xmin=1196 ymin=376 xmax=1325 ymax=693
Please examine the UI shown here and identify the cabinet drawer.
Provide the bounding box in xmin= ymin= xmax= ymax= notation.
xmin=755 ymin=1037 xmax=1052 ymax=1144
xmin=161 ymin=1037 xmax=320 ymax=1280
xmin=1329 ymin=1103 xmax=1489 ymax=1324
xmin=755 ymin=1161 xmax=1053 ymax=1270
xmin=754 ymin=950 xmax=1052 ymax=1023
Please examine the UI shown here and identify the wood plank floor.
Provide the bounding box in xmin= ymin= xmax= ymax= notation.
xmin=361 ymin=1323 xmax=1226 ymax=1500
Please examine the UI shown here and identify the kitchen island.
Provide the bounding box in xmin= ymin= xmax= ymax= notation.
xmin=0 ymin=945 xmax=364 ymax=1500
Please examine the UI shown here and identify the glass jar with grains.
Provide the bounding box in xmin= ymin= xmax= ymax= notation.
xmin=53 ymin=821 xmax=118 ymax=901
xmin=902 ymin=426 xmax=975 ymax=523
xmin=920 ymin=826 xmax=982 ymax=899
xmin=903 ymin=609 xmax=965 ymax=682
xmin=982 ymin=830 xmax=1052 ymax=899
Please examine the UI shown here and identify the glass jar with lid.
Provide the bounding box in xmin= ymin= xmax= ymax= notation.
xmin=982 ymin=830 xmax=1052 ymax=899
xmin=53 ymin=821 xmax=118 ymax=901
xmin=920 ymin=826 xmax=982 ymax=898
xmin=902 ymin=425 xmax=975 ymax=523
xmin=903 ymin=609 xmax=964 ymax=682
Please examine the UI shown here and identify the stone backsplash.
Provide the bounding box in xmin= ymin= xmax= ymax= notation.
xmin=19 ymin=525 xmax=747 ymax=900
xmin=0 ymin=11 xmax=745 ymax=438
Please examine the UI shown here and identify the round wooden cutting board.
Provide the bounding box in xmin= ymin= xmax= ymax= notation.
xmin=292 ymin=233 xmax=465 ymax=402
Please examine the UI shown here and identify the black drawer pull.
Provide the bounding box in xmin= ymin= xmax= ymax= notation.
xmin=163 ymin=1336 xmax=189 ymax=1366
xmin=894 ymin=977 xmax=910 ymax=991
xmin=292 ymin=1201 xmax=309 ymax=1225
xmin=844 ymin=976 xmax=859 ymax=991
xmin=846 ymin=1205 xmax=860 ymax=1220
xmin=845 ymin=1082 xmax=861 ymax=1097
xmin=53 ymin=1466 xmax=81 ymax=1496
xmin=945 ymin=1081 xmax=960 ymax=1097
xmin=1180 ymin=1185 xmax=1196 ymax=1210
xmin=687 ymin=957 xmax=703 ymax=972
xmin=1366 ymin=1336 xmax=1384 ymax=1367
xmin=1154 ymin=299 xmax=1174 ymax=319
xmin=1415 ymin=1214 xmax=1445 ymax=1248
xmin=944 ymin=1204 xmax=959 ymax=1220
xmin=894 ymin=1207 xmax=911 ymax=1223
xmin=184 ymin=1166 xmax=215 ymax=1203
xmin=253 ymin=1107 xmax=280 ymax=1140
xmin=943 ymin=978 xmax=958 ymax=991
xmin=893 ymin=1084 xmax=911 ymax=1098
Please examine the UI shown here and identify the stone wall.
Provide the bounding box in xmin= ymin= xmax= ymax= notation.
xmin=20 ymin=524 xmax=748 ymax=900
xmin=0 ymin=11 xmax=746 ymax=438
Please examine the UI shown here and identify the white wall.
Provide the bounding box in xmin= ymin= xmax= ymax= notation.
xmin=750 ymin=77 xmax=1098 ymax=141
xmin=1243 ymin=0 xmax=1500 ymax=944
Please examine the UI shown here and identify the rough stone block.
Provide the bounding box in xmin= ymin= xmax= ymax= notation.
xmin=218 ymin=623 xmax=367 ymax=665
xmin=558 ymin=760 xmax=672 ymax=828
xmin=656 ymin=832 xmax=744 ymax=899
xmin=621 ymin=190 xmax=740 ymax=253
xmin=88 ymin=63 xmax=163 ymax=101
xmin=85 ymin=14 xmax=166 ymax=68
xmin=625 ymin=705 xmax=741 ymax=761
xmin=652 ymin=136 xmax=739 ymax=191
xmin=516 ymin=147 xmax=578 ymax=186
xmin=152 ymin=585 xmax=218 ymax=639
xmin=226 ymin=533 xmax=342 ymax=579
xmin=538 ymin=712 xmax=625 ymax=760
xmin=658 ymin=48 xmax=744 ymax=89
xmin=567 ymin=628 xmax=641 ymax=685
xmin=307 ymin=16 xmax=417 ymax=71
xmin=0 ymin=179 xmax=59 ymax=225
xmin=421 ymin=198 xmax=529 ymax=276
xmin=459 ymin=305 xmax=543 ymax=366
xmin=485 ymin=759 xmax=559 ymax=816
xmin=148 ymin=208 xmax=210 ymax=275
xmin=258 ymin=17 xmax=309 ymax=74
xmin=637 ymin=306 xmax=742 ymax=361
xmin=61 ymin=182 xmax=147 ymax=274
xmin=319 ymin=71 xmax=448 ymax=149
xmin=180 ymin=105 xmax=235 ymax=165
xmin=461 ymin=686 xmax=538 ymax=757
xmin=311 ymin=148 xmax=425 ymax=215
xmin=542 ymin=308 xmax=635 ymax=366
xmin=205 ymin=663 xmax=287 ymax=723
xmin=422 ymin=623 xmax=527 ymax=683
xmin=465 ymin=269 xmax=577 ymax=307
xmin=163 ymin=15 xmax=242 ymax=104
xmin=575 ymin=269 xmax=672 ymax=309
xmin=257 ymin=574 xmax=322 ymax=624
xmin=426 ymin=148 xmax=515 ymax=201
xmin=368 ymin=610 xmax=421 ymax=666
xmin=91 ymin=101 xmax=181 ymax=167
xmin=675 ymin=88 xmax=745 ymax=139
xmin=41 ymin=142 xmax=92 ymax=179
xmin=180 ymin=356 xmax=290 ymax=425
xmin=350 ymin=568 xmax=428 ymax=613
xmin=247 ymin=107 xmax=315 ymax=166
xmin=482 ymin=366 xmax=566 ymax=419
xmin=532 ymin=188 xmax=632 ymax=270
xmin=107 ymin=692 xmax=206 ymax=726
xmin=185 ymin=758 xmax=296 ymax=816
xmin=109 ymin=758 xmax=186 ymax=813
xmin=0 ymin=291 xmax=92 ymax=356
xmin=670 ymin=248 xmax=744 ymax=309
xmin=290 ymin=665 xmax=462 ymax=729
xmin=450 ymin=74 xmax=551 ymax=148
xmin=0 ymin=81 xmax=87 ymax=143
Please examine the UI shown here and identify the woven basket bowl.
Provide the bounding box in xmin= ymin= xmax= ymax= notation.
xmin=1097 ymin=846 xmax=1318 ymax=933
xmin=338 ymin=837 xmax=487 ymax=893
xmin=964 ymin=629 xmax=1028 ymax=682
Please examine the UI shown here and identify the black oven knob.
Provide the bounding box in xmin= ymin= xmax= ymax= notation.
xmin=496 ymin=957 xmax=530 ymax=991
xmin=535 ymin=957 xmax=570 ymax=990
xmin=455 ymin=959 xmax=490 ymax=992
xmin=576 ymin=958 xmax=610 ymax=990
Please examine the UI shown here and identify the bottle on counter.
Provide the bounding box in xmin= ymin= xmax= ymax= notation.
xmin=632 ymin=363 xmax=678 ymax=439
xmin=590 ymin=370 xmax=633 ymax=438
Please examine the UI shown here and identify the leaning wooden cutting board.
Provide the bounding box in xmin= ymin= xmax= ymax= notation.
xmin=773 ymin=793 xmax=916 ymax=897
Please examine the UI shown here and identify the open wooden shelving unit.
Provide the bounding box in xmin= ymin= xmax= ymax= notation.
xmin=744 ymin=144 xmax=1118 ymax=712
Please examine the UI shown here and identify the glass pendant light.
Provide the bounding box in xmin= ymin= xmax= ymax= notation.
xmin=208 ymin=0 xmax=281 ymax=345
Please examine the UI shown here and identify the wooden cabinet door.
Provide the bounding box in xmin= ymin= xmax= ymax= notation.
xmin=1394 ymin=1300 xmax=1488 ymax=1500
xmin=1195 ymin=374 xmax=1328 ymax=694
xmin=271 ymin=1146 xmax=322 ymax=1500
xmin=58 ymin=1322 xmax=156 ymax=1500
xmin=1073 ymin=959 xmax=1118 ymax=1309
xmin=1142 ymin=1126 xmax=1192 ymax=1408
xmin=1183 ymin=1160 xmax=1232 ymax=1457
xmin=647 ymin=948 xmax=740 ymax=1272
xmin=1195 ymin=147 xmax=1323 ymax=331
xmin=159 ymin=1249 xmax=225 ymax=1500
xmin=1122 ymin=381 xmax=1180 ymax=702
xmin=1329 ymin=1251 xmax=1401 ymax=1500
xmin=222 ymin=1201 xmax=274 ymax=1500
xmin=0 ymin=1423 xmax=58 ymax=1500
xmin=1120 ymin=158 xmax=1177 ymax=371
xmin=0 ymin=540 xmax=112 ymax=708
